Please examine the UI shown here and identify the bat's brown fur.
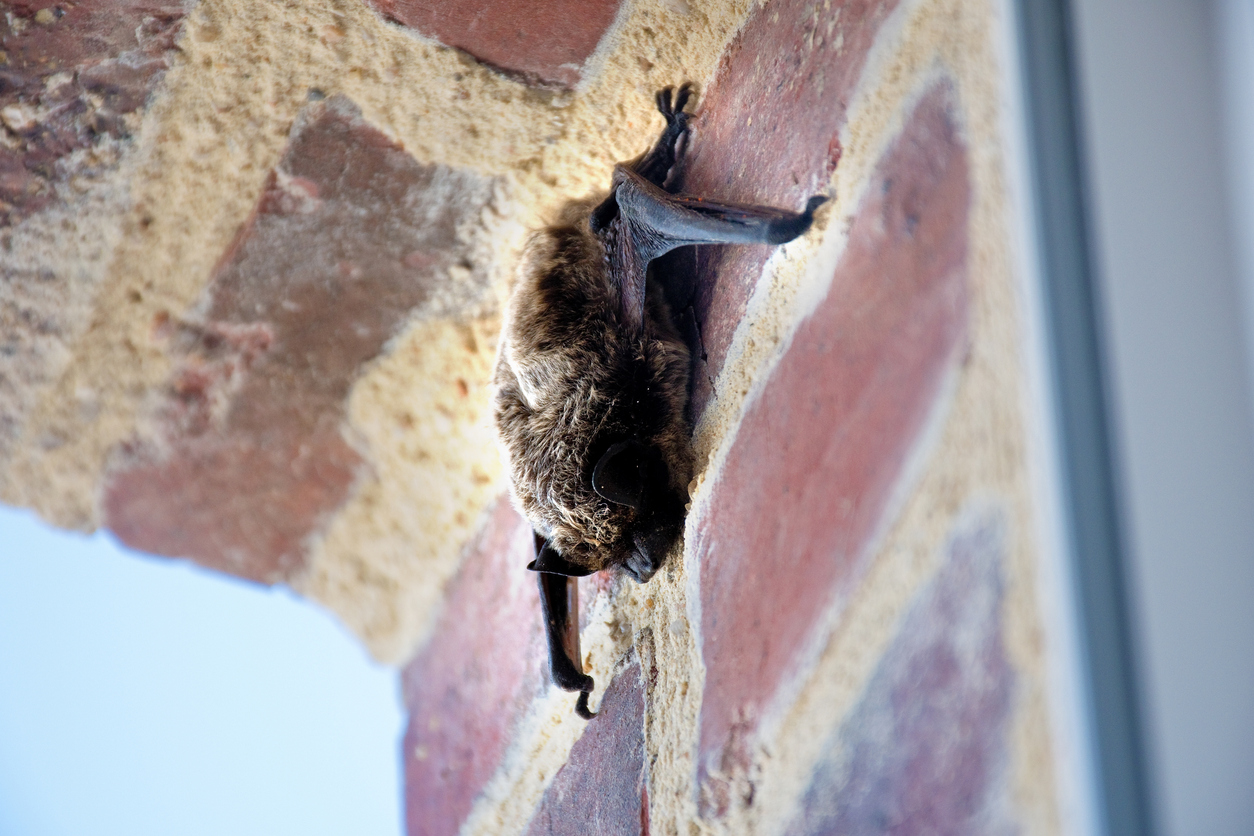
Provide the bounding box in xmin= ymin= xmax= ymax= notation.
xmin=494 ymin=194 xmax=693 ymax=578
xmin=495 ymin=85 xmax=820 ymax=588
xmin=493 ymin=86 xmax=822 ymax=719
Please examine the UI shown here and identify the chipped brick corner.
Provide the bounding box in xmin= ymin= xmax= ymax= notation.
xmin=2 ymin=0 xmax=1074 ymax=834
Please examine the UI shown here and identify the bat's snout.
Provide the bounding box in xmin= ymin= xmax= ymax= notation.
xmin=623 ymin=504 xmax=683 ymax=583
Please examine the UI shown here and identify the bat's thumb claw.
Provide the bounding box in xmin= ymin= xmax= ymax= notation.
xmin=575 ymin=690 xmax=597 ymax=720
xmin=805 ymin=194 xmax=829 ymax=215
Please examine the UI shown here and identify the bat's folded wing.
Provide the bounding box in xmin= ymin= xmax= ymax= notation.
xmin=532 ymin=536 xmax=596 ymax=719
xmin=612 ymin=165 xmax=826 ymax=262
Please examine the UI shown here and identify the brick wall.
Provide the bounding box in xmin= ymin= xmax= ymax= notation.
xmin=1 ymin=0 xmax=1064 ymax=833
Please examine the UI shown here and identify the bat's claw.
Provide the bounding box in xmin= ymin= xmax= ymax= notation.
xmin=655 ymin=87 xmax=672 ymax=116
xmin=672 ymin=82 xmax=694 ymax=116
xmin=656 ymin=83 xmax=694 ymax=126
xmin=575 ymin=691 xmax=596 ymax=720
xmin=631 ymin=85 xmax=696 ymax=192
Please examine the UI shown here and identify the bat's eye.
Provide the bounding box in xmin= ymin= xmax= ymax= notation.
xmin=592 ymin=440 xmax=663 ymax=511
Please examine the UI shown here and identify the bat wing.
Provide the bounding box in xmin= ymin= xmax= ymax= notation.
xmin=616 ymin=166 xmax=827 ymax=259
xmin=607 ymin=165 xmax=825 ymax=333
xmin=531 ymin=532 xmax=596 ymax=719
xmin=589 ymin=84 xmax=692 ymax=233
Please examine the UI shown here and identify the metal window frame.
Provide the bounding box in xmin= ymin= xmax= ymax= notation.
xmin=1013 ymin=1 xmax=1157 ymax=834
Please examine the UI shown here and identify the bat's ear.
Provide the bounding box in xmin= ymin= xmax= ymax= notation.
xmin=592 ymin=440 xmax=658 ymax=510
xmin=528 ymin=533 xmax=595 ymax=577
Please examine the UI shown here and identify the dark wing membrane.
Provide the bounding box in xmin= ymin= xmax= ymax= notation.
xmin=603 ymin=164 xmax=824 ymax=335
xmin=536 ymin=572 xmax=597 ymax=719
xmin=613 ymin=165 xmax=826 ymax=263
xmin=531 ymin=533 xmax=596 ymax=719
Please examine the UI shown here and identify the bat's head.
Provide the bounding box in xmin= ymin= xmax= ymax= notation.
xmin=493 ymin=218 xmax=693 ymax=582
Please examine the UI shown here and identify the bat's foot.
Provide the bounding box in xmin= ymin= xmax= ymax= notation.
xmin=655 ymin=84 xmax=693 ymax=164
xmin=631 ymin=84 xmax=695 ymax=191
xmin=593 ymin=84 xmax=699 ymax=231
xmin=655 ymin=83 xmax=694 ymax=125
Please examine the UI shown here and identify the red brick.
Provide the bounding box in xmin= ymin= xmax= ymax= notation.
xmin=0 ymin=0 xmax=186 ymax=225
xmin=403 ymin=496 xmax=549 ymax=836
xmin=524 ymin=659 xmax=647 ymax=836
xmin=784 ymin=511 xmax=1016 ymax=836
xmin=679 ymin=0 xmax=901 ymax=417
xmin=364 ymin=0 xmax=622 ymax=89
xmin=694 ymin=83 xmax=970 ymax=813
xmin=103 ymin=96 xmax=495 ymax=583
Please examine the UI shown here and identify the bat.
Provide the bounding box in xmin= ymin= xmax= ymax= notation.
xmin=494 ymin=85 xmax=825 ymax=718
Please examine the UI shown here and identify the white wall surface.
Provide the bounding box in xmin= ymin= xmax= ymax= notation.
xmin=1067 ymin=1 xmax=1254 ymax=833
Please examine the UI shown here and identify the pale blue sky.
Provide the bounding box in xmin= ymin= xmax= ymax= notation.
xmin=0 ymin=505 xmax=404 ymax=836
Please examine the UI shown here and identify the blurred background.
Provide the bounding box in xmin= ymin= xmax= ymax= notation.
xmin=0 ymin=505 xmax=404 ymax=836
xmin=1061 ymin=0 xmax=1254 ymax=834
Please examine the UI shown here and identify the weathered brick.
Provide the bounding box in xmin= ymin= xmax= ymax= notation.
xmin=103 ymin=96 xmax=496 ymax=583
xmin=401 ymin=498 xmax=628 ymax=836
xmin=694 ymin=83 xmax=970 ymax=813
xmin=524 ymin=659 xmax=646 ymax=836
xmin=402 ymin=496 xmax=548 ymax=836
xmin=679 ymin=0 xmax=900 ymax=417
xmin=364 ymin=0 xmax=622 ymax=89
xmin=784 ymin=510 xmax=1016 ymax=836
xmin=0 ymin=0 xmax=186 ymax=226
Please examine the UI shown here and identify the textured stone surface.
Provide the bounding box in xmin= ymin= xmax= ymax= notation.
xmin=695 ymin=83 xmax=969 ymax=811
xmin=0 ymin=0 xmax=186 ymax=226
xmin=524 ymin=659 xmax=646 ymax=836
xmin=681 ymin=0 xmax=899 ymax=416
xmin=402 ymin=496 xmax=547 ymax=836
xmin=0 ymin=0 xmax=1063 ymax=831
xmin=784 ymin=510 xmax=1016 ymax=836
xmin=103 ymin=96 xmax=495 ymax=582
xmin=0 ymin=0 xmax=189 ymax=471
xmin=365 ymin=0 xmax=622 ymax=89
